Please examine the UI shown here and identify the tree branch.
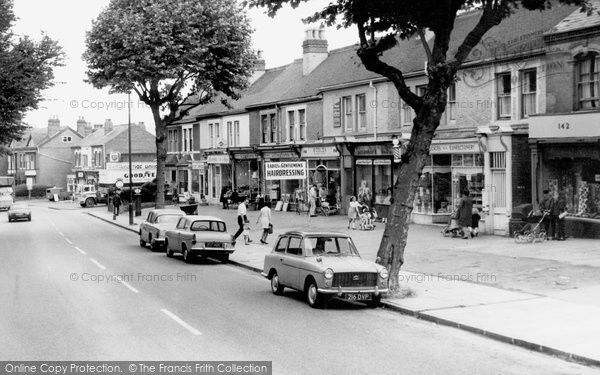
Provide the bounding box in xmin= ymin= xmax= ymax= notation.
xmin=417 ymin=28 xmax=432 ymax=63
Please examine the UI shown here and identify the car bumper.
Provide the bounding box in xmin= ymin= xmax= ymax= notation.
xmin=9 ymin=213 xmax=30 ymax=220
xmin=190 ymin=248 xmax=235 ymax=257
xmin=317 ymin=286 xmax=389 ymax=296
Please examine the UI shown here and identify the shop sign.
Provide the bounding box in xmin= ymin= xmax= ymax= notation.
xmin=99 ymin=166 xmax=156 ymax=184
xmin=530 ymin=112 xmax=600 ymax=139
xmin=76 ymin=171 xmax=84 ymax=178
xmin=265 ymin=161 xmax=307 ymax=180
xmin=373 ymin=159 xmax=391 ymax=165
xmin=106 ymin=162 xmax=156 ymax=170
xmin=429 ymin=142 xmax=479 ymax=154
xmin=191 ymin=161 xmax=206 ymax=171
xmin=263 ymin=151 xmax=298 ymax=160
xmin=233 ymin=153 xmax=258 ymax=160
xmin=356 ymin=159 xmax=373 ymax=165
xmin=206 ymin=154 xmax=230 ymax=164
xmin=301 ymin=146 xmax=339 ymax=158
xmin=354 ymin=144 xmax=393 ymax=156
xmin=24 ymin=170 xmax=37 ymax=176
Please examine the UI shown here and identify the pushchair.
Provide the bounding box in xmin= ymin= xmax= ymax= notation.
xmin=441 ymin=216 xmax=464 ymax=238
xmin=358 ymin=206 xmax=376 ymax=230
xmin=514 ymin=210 xmax=549 ymax=243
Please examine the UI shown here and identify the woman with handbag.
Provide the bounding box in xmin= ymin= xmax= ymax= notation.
xmin=256 ymin=202 xmax=272 ymax=244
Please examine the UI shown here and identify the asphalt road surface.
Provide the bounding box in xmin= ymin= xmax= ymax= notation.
xmin=0 ymin=204 xmax=596 ymax=374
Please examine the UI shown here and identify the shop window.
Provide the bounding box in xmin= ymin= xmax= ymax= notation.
xmin=356 ymin=94 xmax=367 ymax=130
xmin=521 ymin=69 xmax=537 ymax=118
xmin=497 ymin=73 xmax=512 ymax=119
xmin=342 ymin=96 xmax=353 ymax=131
xmin=447 ymin=83 xmax=456 ymax=122
xmin=577 ymin=53 xmax=600 ymax=109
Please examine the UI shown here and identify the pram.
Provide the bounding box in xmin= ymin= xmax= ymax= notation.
xmin=514 ymin=210 xmax=549 ymax=243
xmin=358 ymin=206 xmax=376 ymax=230
xmin=441 ymin=216 xmax=464 ymax=238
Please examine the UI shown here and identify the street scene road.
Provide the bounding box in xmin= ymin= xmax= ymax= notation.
xmin=0 ymin=201 xmax=597 ymax=374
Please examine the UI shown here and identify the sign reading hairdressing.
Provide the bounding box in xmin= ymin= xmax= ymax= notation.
xmin=265 ymin=161 xmax=307 ymax=180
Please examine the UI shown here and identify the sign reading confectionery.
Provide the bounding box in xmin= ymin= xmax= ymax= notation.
xmin=301 ymin=146 xmax=340 ymax=158
xmin=264 ymin=161 xmax=307 ymax=180
xmin=206 ymin=154 xmax=230 ymax=164
xmin=428 ymin=142 xmax=480 ymax=154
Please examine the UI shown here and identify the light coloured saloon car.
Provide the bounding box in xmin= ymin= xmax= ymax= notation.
xmin=139 ymin=209 xmax=185 ymax=251
xmin=8 ymin=203 xmax=31 ymax=222
xmin=164 ymin=215 xmax=235 ymax=263
xmin=262 ymin=231 xmax=389 ymax=308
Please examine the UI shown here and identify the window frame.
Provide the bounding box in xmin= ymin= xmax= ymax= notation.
xmin=496 ymin=72 xmax=512 ymax=119
xmin=356 ymin=93 xmax=367 ymax=130
xmin=342 ymin=96 xmax=353 ymax=131
xmin=577 ymin=53 xmax=600 ymax=109
xmin=520 ymin=69 xmax=537 ymax=118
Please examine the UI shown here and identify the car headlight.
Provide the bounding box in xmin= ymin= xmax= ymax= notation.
xmin=379 ymin=267 xmax=389 ymax=279
xmin=323 ymin=268 xmax=334 ymax=280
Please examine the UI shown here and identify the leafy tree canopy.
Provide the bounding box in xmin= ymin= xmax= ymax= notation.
xmin=0 ymin=0 xmax=63 ymax=150
xmin=84 ymin=0 xmax=256 ymax=122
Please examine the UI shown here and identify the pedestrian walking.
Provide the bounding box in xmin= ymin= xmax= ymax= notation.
xmin=220 ymin=185 xmax=230 ymax=209
xmin=242 ymin=223 xmax=252 ymax=245
xmin=347 ymin=196 xmax=361 ymax=230
xmin=456 ymin=189 xmax=473 ymax=239
xmin=112 ymin=191 xmax=122 ymax=218
xmin=256 ymin=202 xmax=272 ymax=244
xmin=309 ymin=184 xmax=318 ymax=217
xmin=539 ymin=189 xmax=555 ymax=239
xmin=471 ymin=207 xmax=481 ymax=238
xmin=233 ymin=197 xmax=251 ymax=241
xmin=554 ymin=190 xmax=568 ymax=241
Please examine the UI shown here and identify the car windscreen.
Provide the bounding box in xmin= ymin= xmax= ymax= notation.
xmin=10 ymin=205 xmax=29 ymax=210
xmin=190 ymin=220 xmax=226 ymax=232
xmin=306 ymin=236 xmax=359 ymax=256
xmin=155 ymin=214 xmax=182 ymax=224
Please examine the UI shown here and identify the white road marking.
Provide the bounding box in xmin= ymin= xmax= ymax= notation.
xmin=120 ymin=281 xmax=139 ymax=294
xmin=73 ymin=246 xmax=86 ymax=255
xmin=90 ymin=258 xmax=106 ymax=270
xmin=65 ymin=238 xmax=73 ymax=245
xmin=58 ymin=231 xmax=64 ymax=237
xmin=160 ymin=309 xmax=202 ymax=335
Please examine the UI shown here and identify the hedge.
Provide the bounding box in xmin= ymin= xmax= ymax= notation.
xmin=14 ymin=184 xmax=48 ymax=198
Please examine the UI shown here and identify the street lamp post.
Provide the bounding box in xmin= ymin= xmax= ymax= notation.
xmin=128 ymin=92 xmax=134 ymax=225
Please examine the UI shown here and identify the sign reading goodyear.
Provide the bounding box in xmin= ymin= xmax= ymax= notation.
xmin=265 ymin=161 xmax=307 ymax=180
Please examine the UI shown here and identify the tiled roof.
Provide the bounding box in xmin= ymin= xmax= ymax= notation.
xmin=545 ymin=1 xmax=600 ymax=36
xmin=11 ymin=127 xmax=54 ymax=148
xmin=79 ymin=125 xmax=129 ymax=147
xmin=182 ymin=2 xmax=580 ymax=119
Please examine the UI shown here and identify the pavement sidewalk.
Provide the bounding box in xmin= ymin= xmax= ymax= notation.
xmin=76 ymin=201 xmax=600 ymax=368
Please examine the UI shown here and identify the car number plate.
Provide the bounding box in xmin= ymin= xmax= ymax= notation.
xmin=346 ymin=293 xmax=372 ymax=301
xmin=205 ymin=242 xmax=223 ymax=248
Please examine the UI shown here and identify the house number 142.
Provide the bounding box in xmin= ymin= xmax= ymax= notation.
xmin=558 ymin=122 xmax=570 ymax=129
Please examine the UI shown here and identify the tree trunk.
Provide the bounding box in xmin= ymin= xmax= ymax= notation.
xmin=151 ymin=104 xmax=167 ymax=209
xmin=377 ymin=104 xmax=444 ymax=294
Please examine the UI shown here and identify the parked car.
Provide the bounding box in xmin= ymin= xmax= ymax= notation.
xmin=8 ymin=203 xmax=31 ymax=222
xmin=139 ymin=209 xmax=185 ymax=251
xmin=262 ymin=231 xmax=389 ymax=308
xmin=0 ymin=186 xmax=14 ymax=211
xmin=164 ymin=215 xmax=235 ymax=263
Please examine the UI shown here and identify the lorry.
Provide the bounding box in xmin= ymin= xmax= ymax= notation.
xmin=0 ymin=176 xmax=15 ymax=211
xmin=76 ymin=184 xmax=109 ymax=207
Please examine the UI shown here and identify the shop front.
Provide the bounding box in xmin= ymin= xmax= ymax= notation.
xmin=261 ymin=149 xmax=303 ymax=203
xmin=231 ymin=149 xmax=260 ymax=201
xmin=412 ymin=140 xmax=483 ymax=225
xmin=190 ymin=160 xmax=206 ymax=200
xmin=206 ymin=153 xmax=232 ymax=204
xmin=351 ymin=143 xmax=398 ymax=221
xmin=530 ymin=111 xmax=600 ymax=238
xmin=301 ymin=145 xmax=341 ymax=206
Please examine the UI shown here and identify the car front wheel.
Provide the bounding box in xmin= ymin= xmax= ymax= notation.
xmin=366 ymin=295 xmax=382 ymax=308
xmin=306 ymin=279 xmax=325 ymax=308
xmin=139 ymin=232 xmax=147 ymax=248
xmin=270 ymin=271 xmax=284 ymax=295
xmin=85 ymin=198 xmax=95 ymax=207
xmin=183 ymin=247 xmax=192 ymax=263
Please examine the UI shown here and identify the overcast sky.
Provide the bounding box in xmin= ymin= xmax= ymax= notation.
xmin=12 ymin=0 xmax=358 ymax=132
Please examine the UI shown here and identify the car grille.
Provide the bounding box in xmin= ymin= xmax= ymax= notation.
xmin=332 ymin=273 xmax=377 ymax=287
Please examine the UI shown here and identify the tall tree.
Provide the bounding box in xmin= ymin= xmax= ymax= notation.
xmin=249 ymin=0 xmax=588 ymax=292
xmin=0 ymin=0 xmax=63 ymax=151
xmin=84 ymin=0 xmax=256 ymax=207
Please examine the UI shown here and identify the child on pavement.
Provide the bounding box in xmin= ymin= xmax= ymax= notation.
xmin=471 ymin=207 xmax=481 ymax=238
xmin=243 ymin=223 xmax=252 ymax=245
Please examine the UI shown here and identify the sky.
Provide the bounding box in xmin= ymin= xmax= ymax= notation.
xmin=11 ymin=0 xmax=359 ymax=133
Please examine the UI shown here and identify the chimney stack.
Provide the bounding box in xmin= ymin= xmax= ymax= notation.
xmin=76 ymin=116 xmax=87 ymax=136
xmin=250 ymin=50 xmax=266 ymax=84
xmin=104 ymin=119 xmax=113 ymax=134
xmin=93 ymin=123 xmax=103 ymax=132
xmin=302 ymin=27 xmax=328 ymax=76
xmin=47 ymin=116 xmax=61 ymax=137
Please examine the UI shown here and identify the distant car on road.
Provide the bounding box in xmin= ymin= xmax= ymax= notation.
xmin=164 ymin=215 xmax=235 ymax=263
xmin=8 ymin=203 xmax=32 ymax=222
xmin=262 ymin=231 xmax=389 ymax=308
xmin=139 ymin=209 xmax=185 ymax=251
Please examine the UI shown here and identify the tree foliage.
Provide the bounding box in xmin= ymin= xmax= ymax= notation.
xmin=0 ymin=0 xmax=63 ymax=151
xmin=84 ymin=0 xmax=257 ymax=207
xmin=249 ymin=0 xmax=588 ymax=292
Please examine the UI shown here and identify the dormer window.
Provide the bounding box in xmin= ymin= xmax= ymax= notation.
xmin=577 ymin=53 xmax=600 ymax=109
